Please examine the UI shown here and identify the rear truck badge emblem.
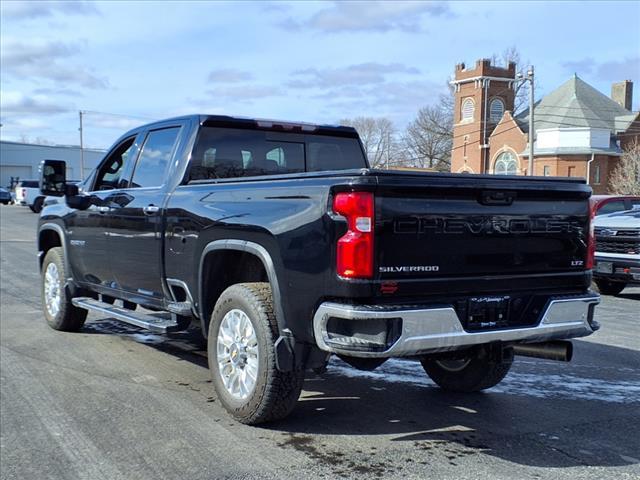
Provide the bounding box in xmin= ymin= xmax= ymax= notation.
xmin=379 ymin=265 xmax=440 ymax=273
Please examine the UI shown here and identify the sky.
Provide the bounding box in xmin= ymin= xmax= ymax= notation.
xmin=1 ymin=0 xmax=639 ymax=149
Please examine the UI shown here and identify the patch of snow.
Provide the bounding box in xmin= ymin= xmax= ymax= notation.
xmin=328 ymin=358 xmax=640 ymax=404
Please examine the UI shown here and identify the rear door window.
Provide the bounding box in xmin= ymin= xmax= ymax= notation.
xmin=129 ymin=127 xmax=180 ymax=188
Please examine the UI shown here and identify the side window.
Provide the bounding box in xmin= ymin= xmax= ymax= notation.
xmin=129 ymin=127 xmax=180 ymax=188
xmin=94 ymin=137 xmax=136 ymax=191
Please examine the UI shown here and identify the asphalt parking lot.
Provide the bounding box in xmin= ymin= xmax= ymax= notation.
xmin=1 ymin=204 xmax=639 ymax=480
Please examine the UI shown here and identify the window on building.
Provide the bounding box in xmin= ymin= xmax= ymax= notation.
xmin=130 ymin=127 xmax=180 ymax=188
xmin=489 ymin=98 xmax=505 ymax=122
xmin=543 ymin=165 xmax=551 ymax=176
xmin=494 ymin=151 xmax=518 ymax=175
xmin=461 ymin=98 xmax=475 ymax=121
xmin=593 ymin=164 xmax=601 ymax=184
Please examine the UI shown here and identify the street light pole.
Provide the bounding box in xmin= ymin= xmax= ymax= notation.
xmin=527 ymin=65 xmax=535 ymax=176
xmin=78 ymin=111 xmax=85 ymax=180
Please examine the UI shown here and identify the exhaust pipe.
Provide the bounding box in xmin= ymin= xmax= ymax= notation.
xmin=512 ymin=341 xmax=573 ymax=362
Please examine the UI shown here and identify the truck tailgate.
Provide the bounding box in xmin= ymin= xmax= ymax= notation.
xmin=375 ymin=173 xmax=592 ymax=280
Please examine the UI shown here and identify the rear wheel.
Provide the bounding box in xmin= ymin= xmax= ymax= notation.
xmin=421 ymin=347 xmax=513 ymax=392
xmin=41 ymin=247 xmax=87 ymax=331
xmin=208 ymin=283 xmax=304 ymax=424
xmin=594 ymin=279 xmax=626 ymax=296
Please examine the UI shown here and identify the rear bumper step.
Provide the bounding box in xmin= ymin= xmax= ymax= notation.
xmin=72 ymin=297 xmax=184 ymax=333
xmin=312 ymin=294 xmax=600 ymax=358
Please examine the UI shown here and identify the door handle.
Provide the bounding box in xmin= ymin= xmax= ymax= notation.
xmin=143 ymin=205 xmax=160 ymax=215
xmin=96 ymin=206 xmax=111 ymax=213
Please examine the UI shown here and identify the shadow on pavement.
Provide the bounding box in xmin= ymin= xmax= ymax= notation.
xmin=616 ymin=291 xmax=640 ymax=301
xmin=82 ymin=318 xmax=640 ymax=471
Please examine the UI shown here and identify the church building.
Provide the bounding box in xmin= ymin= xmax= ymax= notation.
xmin=450 ymin=58 xmax=639 ymax=194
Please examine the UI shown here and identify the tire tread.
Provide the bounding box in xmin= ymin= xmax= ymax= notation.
xmin=42 ymin=247 xmax=87 ymax=332
xmin=209 ymin=282 xmax=304 ymax=424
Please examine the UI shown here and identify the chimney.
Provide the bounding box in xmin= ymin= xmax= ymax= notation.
xmin=611 ymin=80 xmax=633 ymax=111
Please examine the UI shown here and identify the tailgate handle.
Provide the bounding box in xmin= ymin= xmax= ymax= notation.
xmin=479 ymin=191 xmax=515 ymax=206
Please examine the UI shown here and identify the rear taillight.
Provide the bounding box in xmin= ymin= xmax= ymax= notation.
xmin=586 ymin=198 xmax=596 ymax=269
xmin=333 ymin=192 xmax=374 ymax=278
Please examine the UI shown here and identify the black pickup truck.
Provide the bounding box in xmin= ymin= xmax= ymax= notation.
xmin=38 ymin=114 xmax=600 ymax=424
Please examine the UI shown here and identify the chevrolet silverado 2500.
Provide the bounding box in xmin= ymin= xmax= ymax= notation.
xmin=593 ymin=208 xmax=640 ymax=295
xmin=37 ymin=115 xmax=600 ymax=424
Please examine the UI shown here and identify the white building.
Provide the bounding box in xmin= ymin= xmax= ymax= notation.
xmin=0 ymin=141 xmax=105 ymax=188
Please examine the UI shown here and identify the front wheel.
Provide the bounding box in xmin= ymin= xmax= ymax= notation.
xmin=208 ymin=283 xmax=304 ymax=425
xmin=594 ymin=279 xmax=626 ymax=296
xmin=421 ymin=348 xmax=513 ymax=392
xmin=41 ymin=247 xmax=87 ymax=331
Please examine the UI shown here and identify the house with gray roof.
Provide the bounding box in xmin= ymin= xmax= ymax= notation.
xmin=450 ymin=58 xmax=639 ymax=194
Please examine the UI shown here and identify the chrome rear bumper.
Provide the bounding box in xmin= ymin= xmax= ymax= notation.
xmin=312 ymin=294 xmax=600 ymax=358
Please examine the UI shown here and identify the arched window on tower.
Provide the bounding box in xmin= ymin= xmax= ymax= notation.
xmin=494 ymin=151 xmax=518 ymax=175
xmin=489 ymin=98 xmax=505 ymax=122
xmin=461 ymin=98 xmax=475 ymax=121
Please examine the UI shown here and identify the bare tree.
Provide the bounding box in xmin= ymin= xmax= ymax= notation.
xmin=609 ymin=139 xmax=640 ymax=195
xmin=491 ymin=45 xmax=535 ymax=114
xmin=340 ymin=117 xmax=395 ymax=168
xmin=17 ymin=134 xmax=55 ymax=145
xmin=402 ymin=93 xmax=453 ymax=171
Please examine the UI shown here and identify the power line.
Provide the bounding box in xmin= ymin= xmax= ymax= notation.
xmin=80 ymin=110 xmax=156 ymax=122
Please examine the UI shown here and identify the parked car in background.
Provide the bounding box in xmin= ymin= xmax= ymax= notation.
xmin=593 ymin=208 xmax=640 ymax=295
xmin=0 ymin=187 xmax=12 ymax=205
xmin=592 ymin=195 xmax=640 ymax=216
xmin=14 ymin=179 xmax=46 ymax=213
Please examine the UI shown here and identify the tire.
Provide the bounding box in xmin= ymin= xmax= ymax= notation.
xmin=421 ymin=348 xmax=513 ymax=393
xmin=29 ymin=205 xmax=36 ymax=212
xmin=594 ymin=279 xmax=626 ymax=296
xmin=41 ymin=247 xmax=87 ymax=331
xmin=33 ymin=197 xmax=44 ymax=213
xmin=208 ymin=282 xmax=304 ymax=425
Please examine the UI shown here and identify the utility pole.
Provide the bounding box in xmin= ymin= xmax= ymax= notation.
xmin=527 ymin=65 xmax=535 ymax=176
xmin=78 ymin=110 xmax=85 ymax=180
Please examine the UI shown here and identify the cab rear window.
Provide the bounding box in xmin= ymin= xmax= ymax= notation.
xmin=188 ymin=127 xmax=366 ymax=181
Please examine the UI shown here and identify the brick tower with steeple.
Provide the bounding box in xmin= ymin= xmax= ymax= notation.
xmin=450 ymin=59 xmax=517 ymax=174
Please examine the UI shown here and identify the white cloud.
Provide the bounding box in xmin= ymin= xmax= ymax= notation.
xmin=1 ymin=39 xmax=109 ymax=89
xmin=0 ymin=91 xmax=71 ymax=114
xmin=289 ymin=63 xmax=420 ymax=88
xmin=1 ymin=1 xmax=100 ymax=20
xmin=206 ymin=85 xmax=283 ymax=101
xmin=280 ymin=1 xmax=451 ymax=33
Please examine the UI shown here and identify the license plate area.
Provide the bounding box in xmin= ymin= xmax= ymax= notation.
xmin=465 ymin=296 xmax=511 ymax=331
xmin=595 ymin=261 xmax=613 ymax=274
